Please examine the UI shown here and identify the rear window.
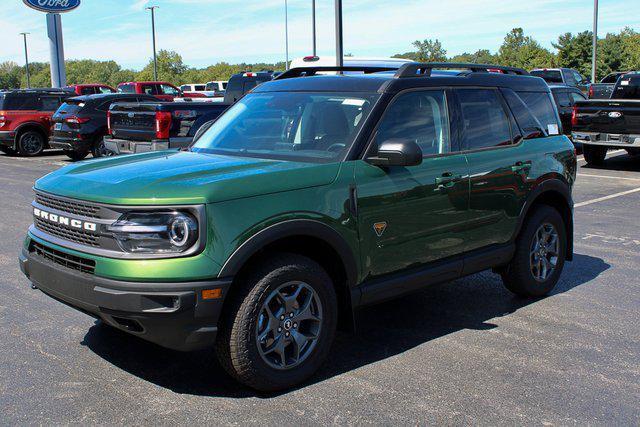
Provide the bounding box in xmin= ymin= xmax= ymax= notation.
xmin=601 ymin=73 xmax=623 ymax=84
xmin=612 ymin=76 xmax=640 ymax=100
xmin=57 ymin=99 xmax=85 ymax=115
xmin=531 ymin=70 xmax=563 ymax=84
xmin=516 ymin=91 xmax=560 ymax=135
xmin=0 ymin=93 xmax=39 ymax=110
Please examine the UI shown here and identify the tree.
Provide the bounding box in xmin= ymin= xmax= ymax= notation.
xmin=498 ymin=28 xmax=556 ymax=69
xmin=553 ymin=31 xmax=593 ymax=77
xmin=137 ymin=50 xmax=188 ymax=82
xmin=450 ymin=49 xmax=498 ymax=64
xmin=412 ymin=39 xmax=447 ymax=62
xmin=0 ymin=62 xmax=22 ymax=90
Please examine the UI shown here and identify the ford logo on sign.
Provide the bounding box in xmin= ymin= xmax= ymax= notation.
xmin=23 ymin=0 xmax=81 ymax=13
xmin=608 ymin=112 xmax=623 ymax=119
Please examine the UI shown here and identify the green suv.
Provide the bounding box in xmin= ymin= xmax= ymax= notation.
xmin=19 ymin=63 xmax=576 ymax=391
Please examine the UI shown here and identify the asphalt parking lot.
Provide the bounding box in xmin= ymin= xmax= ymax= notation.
xmin=0 ymin=150 xmax=638 ymax=425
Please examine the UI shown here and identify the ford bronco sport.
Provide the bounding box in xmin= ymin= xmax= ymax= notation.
xmin=19 ymin=63 xmax=576 ymax=391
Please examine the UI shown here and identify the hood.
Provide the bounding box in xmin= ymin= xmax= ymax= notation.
xmin=35 ymin=151 xmax=341 ymax=205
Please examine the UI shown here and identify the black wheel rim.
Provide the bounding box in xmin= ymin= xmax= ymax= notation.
xmin=255 ymin=281 xmax=323 ymax=370
xmin=22 ymin=134 xmax=42 ymax=154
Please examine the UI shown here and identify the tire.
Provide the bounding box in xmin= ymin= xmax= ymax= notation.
xmin=216 ymin=253 xmax=337 ymax=392
xmin=17 ymin=130 xmax=45 ymax=157
xmin=91 ymin=136 xmax=108 ymax=158
xmin=0 ymin=146 xmax=16 ymax=155
xmin=583 ymin=145 xmax=607 ymax=166
xmin=501 ymin=205 xmax=567 ymax=297
xmin=64 ymin=150 xmax=89 ymax=161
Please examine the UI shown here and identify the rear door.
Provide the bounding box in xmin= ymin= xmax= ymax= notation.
xmin=454 ymin=88 xmax=529 ymax=253
xmin=355 ymin=89 xmax=470 ymax=279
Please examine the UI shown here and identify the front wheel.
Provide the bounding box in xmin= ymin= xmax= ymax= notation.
xmin=583 ymin=145 xmax=607 ymax=166
xmin=216 ymin=253 xmax=337 ymax=392
xmin=502 ymin=205 xmax=567 ymax=297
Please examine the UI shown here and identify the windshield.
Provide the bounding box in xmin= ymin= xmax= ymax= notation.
xmin=191 ymin=92 xmax=379 ymax=163
xmin=531 ymin=70 xmax=563 ymax=83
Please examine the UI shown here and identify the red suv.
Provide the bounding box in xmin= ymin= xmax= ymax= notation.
xmin=117 ymin=81 xmax=204 ymax=102
xmin=65 ymin=84 xmax=116 ymax=96
xmin=0 ymin=89 xmax=72 ymax=156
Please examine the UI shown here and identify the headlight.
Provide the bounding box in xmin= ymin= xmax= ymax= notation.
xmin=108 ymin=211 xmax=198 ymax=254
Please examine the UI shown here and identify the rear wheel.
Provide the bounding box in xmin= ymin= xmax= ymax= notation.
xmin=17 ymin=131 xmax=45 ymax=156
xmin=502 ymin=205 xmax=567 ymax=297
xmin=583 ymin=145 xmax=607 ymax=166
xmin=64 ymin=150 xmax=89 ymax=161
xmin=216 ymin=253 xmax=337 ymax=392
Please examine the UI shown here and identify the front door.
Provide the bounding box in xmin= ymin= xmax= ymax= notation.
xmin=355 ymin=89 xmax=470 ymax=280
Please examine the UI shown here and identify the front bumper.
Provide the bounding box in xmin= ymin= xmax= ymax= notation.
xmin=572 ymin=131 xmax=640 ymax=148
xmin=19 ymin=245 xmax=231 ymax=352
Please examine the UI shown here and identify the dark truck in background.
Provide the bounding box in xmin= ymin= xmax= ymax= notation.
xmin=572 ymin=72 xmax=640 ymax=165
xmin=588 ymin=72 xmax=629 ymax=99
xmin=104 ymin=101 xmax=228 ymax=155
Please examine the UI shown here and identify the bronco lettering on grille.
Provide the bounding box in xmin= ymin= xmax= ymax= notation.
xmin=33 ymin=208 xmax=97 ymax=232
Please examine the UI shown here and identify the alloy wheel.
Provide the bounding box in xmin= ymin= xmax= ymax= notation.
xmin=255 ymin=281 xmax=323 ymax=370
xmin=530 ymin=223 xmax=560 ymax=282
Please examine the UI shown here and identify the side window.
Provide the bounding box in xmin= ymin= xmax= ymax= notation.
xmin=375 ymin=90 xmax=451 ymax=157
xmin=97 ymin=86 xmax=114 ymax=94
xmin=119 ymin=84 xmax=135 ymax=94
xmin=564 ymin=71 xmax=576 ymax=85
xmin=573 ymin=71 xmax=586 ymax=84
xmin=516 ymin=91 xmax=560 ymax=135
xmin=40 ymin=96 xmax=62 ymax=111
xmin=160 ymin=84 xmax=179 ymax=96
xmin=570 ymin=91 xmax=586 ymax=104
xmin=80 ymin=87 xmax=95 ymax=95
xmin=457 ymin=89 xmax=512 ymax=150
xmin=141 ymin=84 xmax=157 ymax=95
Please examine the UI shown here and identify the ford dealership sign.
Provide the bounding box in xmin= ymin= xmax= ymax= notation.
xmin=23 ymin=0 xmax=81 ymax=13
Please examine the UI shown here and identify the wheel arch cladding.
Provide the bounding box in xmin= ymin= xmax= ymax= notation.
xmin=16 ymin=123 xmax=48 ymax=143
xmin=217 ymin=219 xmax=359 ymax=331
xmin=517 ymin=179 xmax=574 ymax=261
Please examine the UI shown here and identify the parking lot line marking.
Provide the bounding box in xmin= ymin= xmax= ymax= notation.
xmin=575 ymin=186 xmax=640 ymax=207
xmin=578 ymin=174 xmax=640 ymax=182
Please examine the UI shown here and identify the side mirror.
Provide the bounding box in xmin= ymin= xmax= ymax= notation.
xmin=367 ymin=138 xmax=423 ymax=167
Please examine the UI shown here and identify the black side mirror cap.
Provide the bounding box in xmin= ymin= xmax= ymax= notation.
xmin=367 ymin=138 xmax=423 ymax=167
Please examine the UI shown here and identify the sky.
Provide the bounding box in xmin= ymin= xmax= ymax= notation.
xmin=1 ymin=0 xmax=639 ymax=71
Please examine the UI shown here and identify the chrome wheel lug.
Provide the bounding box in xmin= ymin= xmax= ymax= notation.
xmin=293 ymin=322 xmax=298 ymax=329
xmin=280 ymin=315 xmax=285 ymax=320
xmin=289 ymin=312 xmax=294 ymax=318
xmin=285 ymin=331 xmax=290 ymax=337
xmin=278 ymin=327 xmax=282 ymax=332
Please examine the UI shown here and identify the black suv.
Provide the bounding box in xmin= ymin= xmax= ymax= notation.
xmin=50 ymin=93 xmax=158 ymax=160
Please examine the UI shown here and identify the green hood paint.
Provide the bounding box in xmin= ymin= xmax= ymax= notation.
xmin=35 ymin=151 xmax=341 ymax=205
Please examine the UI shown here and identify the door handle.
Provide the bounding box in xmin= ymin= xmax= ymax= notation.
xmin=435 ymin=172 xmax=462 ymax=188
xmin=511 ymin=161 xmax=532 ymax=172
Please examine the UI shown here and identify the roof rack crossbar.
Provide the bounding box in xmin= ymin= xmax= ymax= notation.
xmin=394 ymin=62 xmax=529 ymax=78
xmin=275 ymin=66 xmax=398 ymax=80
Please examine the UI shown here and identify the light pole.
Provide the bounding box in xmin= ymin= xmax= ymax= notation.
xmin=335 ymin=0 xmax=343 ymax=67
xmin=312 ymin=0 xmax=317 ymax=57
xmin=284 ymin=0 xmax=289 ymax=70
xmin=591 ymin=0 xmax=598 ymax=82
xmin=20 ymin=32 xmax=30 ymax=89
xmin=146 ymin=6 xmax=159 ymax=81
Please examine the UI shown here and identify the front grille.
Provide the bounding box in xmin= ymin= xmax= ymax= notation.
xmin=34 ymin=217 xmax=99 ymax=247
xmin=30 ymin=241 xmax=96 ymax=275
xmin=35 ymin=192 xmax=100 ymax=219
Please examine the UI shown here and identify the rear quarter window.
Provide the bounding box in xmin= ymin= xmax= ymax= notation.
xmin=118 ymin=84 xmax=135 ymax=94
xmin=516 ymin=91 xmax=560 ymax=135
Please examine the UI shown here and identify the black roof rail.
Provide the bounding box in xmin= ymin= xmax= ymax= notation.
xmin=275 ymin=66 xmax=398 ymax=80
xmin=394 ymin=62 xmax=529 ymax=78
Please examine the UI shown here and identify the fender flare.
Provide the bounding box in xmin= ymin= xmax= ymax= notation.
xmin=515 ymin=177 xmax=574 ymax=260
xmin=15 ymin=122 xmax=49 ymax=144
xmin=217 ymin=219 xmax=359 ymax=287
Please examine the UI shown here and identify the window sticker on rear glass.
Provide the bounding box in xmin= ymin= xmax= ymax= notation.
xmin=621 ymin=80 xmax=630 ymax=86
xmin=548 ymin=124 xmax=559 ymax=135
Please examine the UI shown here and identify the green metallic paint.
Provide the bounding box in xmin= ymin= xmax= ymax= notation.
xmin=28 ymin=134 xmax=574 ymax=288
